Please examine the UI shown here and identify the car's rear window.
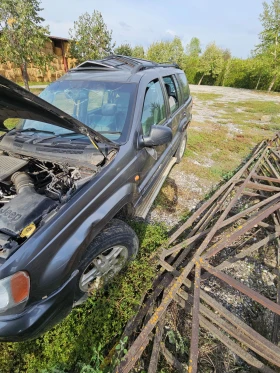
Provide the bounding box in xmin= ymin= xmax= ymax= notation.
xmin=177 ymin=73 xmax=190 ymax=102
xmin=20 ymin=80 xmax=137 ymax=143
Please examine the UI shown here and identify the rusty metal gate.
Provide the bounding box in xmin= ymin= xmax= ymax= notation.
xmin=113 ymin=135 xmax=280 ymax=373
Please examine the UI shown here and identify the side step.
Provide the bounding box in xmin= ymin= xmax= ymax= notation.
xmin=135 ymin=157 xmax=177 ymax=219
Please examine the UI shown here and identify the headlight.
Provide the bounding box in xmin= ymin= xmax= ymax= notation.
xmin=0 ymin=271 xmax=30 ymax=313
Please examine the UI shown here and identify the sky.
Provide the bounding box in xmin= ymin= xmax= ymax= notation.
xmin=40 ymin=0 xmax=265 ymax=58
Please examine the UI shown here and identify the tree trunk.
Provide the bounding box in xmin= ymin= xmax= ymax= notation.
xmin=198 ymin=73 xmax=205 ymax=85
xmin=21 ymin=61 xmax=30 ymax=91
xmin=255 ymin=75 xmax=261 ymax=90
xmin=268 ymin=74 xmax=277 ymax=92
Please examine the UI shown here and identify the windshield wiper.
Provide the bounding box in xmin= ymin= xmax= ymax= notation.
xmin=98 ymin=131 xmax=122 ymax=135
xmin=58 ymin=132 xmax=81 ymax=137
xmin=16 ymin=128 xmax=56 ymax=135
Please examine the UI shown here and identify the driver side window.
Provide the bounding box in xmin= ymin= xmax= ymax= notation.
xmin=141 ymin=79 xmax=166 ymax=136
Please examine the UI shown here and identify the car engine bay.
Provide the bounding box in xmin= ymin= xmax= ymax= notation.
xmin=0 ymin=152 xmax=96 ymax=260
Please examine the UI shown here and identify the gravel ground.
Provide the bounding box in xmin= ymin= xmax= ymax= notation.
xmin=148 ymin=84 xmax=280 ymax=227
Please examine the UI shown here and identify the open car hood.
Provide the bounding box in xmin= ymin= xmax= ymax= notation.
xmin=0 ymin=75 xmax=115 ymax=146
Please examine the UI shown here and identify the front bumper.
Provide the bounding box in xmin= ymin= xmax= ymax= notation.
xmin=0 ymin=271 xmax=79 ymax=342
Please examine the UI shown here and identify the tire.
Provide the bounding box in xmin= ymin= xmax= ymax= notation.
xmin=74 ymin=219 xmax=139 ymax=303
xmin=175 ymin=132 xmax=187 ymax=164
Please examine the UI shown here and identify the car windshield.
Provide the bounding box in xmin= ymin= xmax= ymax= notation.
xmin=19 ymin=80 xmax=137 ymax=142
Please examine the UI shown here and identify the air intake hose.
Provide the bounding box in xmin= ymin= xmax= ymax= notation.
xmin=11 ymin=172 xmax=35 ymax=194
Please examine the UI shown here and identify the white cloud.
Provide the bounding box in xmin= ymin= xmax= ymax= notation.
xmin=165 ymin=29 xmax=176 ymax=37
xmin=119 ymin=21 xmax=131 ymax=30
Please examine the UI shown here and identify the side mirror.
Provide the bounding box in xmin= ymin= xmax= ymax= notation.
xmin=141 ymin=125 xmax=172 ymax=147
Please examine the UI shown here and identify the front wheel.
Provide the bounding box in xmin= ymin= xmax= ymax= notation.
xmin=175 ymin=132 xmax=187 ymax=164
xmin=75 ymin=219 xmax=139 ymax=303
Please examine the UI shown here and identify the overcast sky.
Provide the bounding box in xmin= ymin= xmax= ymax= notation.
xmin=40 ymin=0 xmax=265 ymax=58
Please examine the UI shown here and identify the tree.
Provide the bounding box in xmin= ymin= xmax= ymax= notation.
xmin=114 ymin=43 xmax=132 ymax=56
xmin=183 ymin=37 xmax=201 ymax=83
xmin=147 ymin=37 xmax=184 ymax=65
xmin=169 ymin=37 xmax=185 ymax=66
xmin=0 ymin=0 xmax=52 ymax=90
xmin=197 ymin=43 xmax=224 ymax=85
xmin=69 ymin=11 xmax=115 ymax=64
xmin=250 ymin=55 xmax=271 ymax=90
xmin=147 ymin=41 xmax=169 ymax=62
xmin=255 ymin=0 xmax=280 ymax=91
xmin=186 ymin=37 xmax=201 ymax=57
xmin=218 ymin=49 xmax=232 ymax=86
xmin=132 ymin=45 xmax=145 ymax=59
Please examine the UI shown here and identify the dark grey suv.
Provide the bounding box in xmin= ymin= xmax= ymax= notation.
xmin=0 ymin=55 xmax=192 ymax=341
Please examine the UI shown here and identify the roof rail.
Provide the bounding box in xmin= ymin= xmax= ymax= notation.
xmin=158 ymin=62 xmax=180 ymax=69
xmin=69 ymin=55 xmax=181 ymax=73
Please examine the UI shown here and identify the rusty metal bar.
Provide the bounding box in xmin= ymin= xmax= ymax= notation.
xmin=264 ymin=156 xmax=280 ymax=179
xmin=162 ymin=190 xmax=280 ymax=262
xmin=160 ymin=343 xmax=188 ymax=373
xmin=246 ymin=181 xmax=280 ymax=192
xmin=214 ymin=232 xmax=280 ymax=271
xmin=175 ymin=286 xmax=280 ymax=367
xmin=186 ymin=146 xmax=268 ymax=263
xmin=200 ymin=303 xmax=280 ymax=366
xmin=115 ymin=260 xmax=196 ymax=373
xmin=147 ymin=315 xmax=166 ymax=373
xmin=200 ymin=290 xmax=280 ymax=359
xmin=252 ymin=173 xmax=280 ymax=183
xmin=202 ymin=201 xmax=280 ymax=260
xmin=272 ymin=216 xmax=280 ymax=345
xmin=168 ymin=140 xmax=266 ymax=244
xmin=188 ymin=264 xmax=201 ymax=373
xmin=112 ymin=137 xmax=280 ymax=373
xmin=202 ymin=260 xmax=280 ymax=315
xmin=199 ymin=315 xmax=277 ymax=373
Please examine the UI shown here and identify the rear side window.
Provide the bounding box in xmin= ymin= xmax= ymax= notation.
xmin=141 ymin=79 xmax=167 ymax=136
xmin=178 ymin=73 xmax=190 ymax=102
xmin=163 ymin=75 xmax=179 ymax=114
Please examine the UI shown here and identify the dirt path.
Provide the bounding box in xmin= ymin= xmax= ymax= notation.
xmin=148 ymin=85 xmax=280 ymax=226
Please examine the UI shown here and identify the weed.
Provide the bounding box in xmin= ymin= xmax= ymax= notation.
xmin=0 ymin=222 xmax=167 ymax=373
xmin=166 ymin=330 xmax=188 ymax=356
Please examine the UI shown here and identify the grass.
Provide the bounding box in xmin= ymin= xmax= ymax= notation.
xmin=180 ymin=120 xmax=263 ymax=184
xmin=18 ymin=81 xmax=49 ymax=87
xmin=192 ymin=92 xmax=223 ymax=101
xmin=0 ymin=221 xmax=168 ymax=373
xmin=211 ymin=100 xmax=280 ymax=130
xmin=155 ymin=96 xmax=279 ymax=214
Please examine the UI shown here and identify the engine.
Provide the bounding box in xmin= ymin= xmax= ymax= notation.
xmin=0 ymin=153 xmax=94 ymax=259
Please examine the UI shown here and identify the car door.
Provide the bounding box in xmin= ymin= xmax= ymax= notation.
xmin=162 ymin=75 xmax=181 ymax=135
xmin=176 ymin=72 xmax=192 ymax=132
xmin=137 ymin=78 xmax=169 ymax=195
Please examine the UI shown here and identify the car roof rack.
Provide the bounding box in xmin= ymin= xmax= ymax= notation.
xmin=70 ymin=55 xmax=180 ymax=73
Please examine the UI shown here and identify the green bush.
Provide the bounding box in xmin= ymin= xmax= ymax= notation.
xmin=0 ymin=222 xmax=167 ymax=373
